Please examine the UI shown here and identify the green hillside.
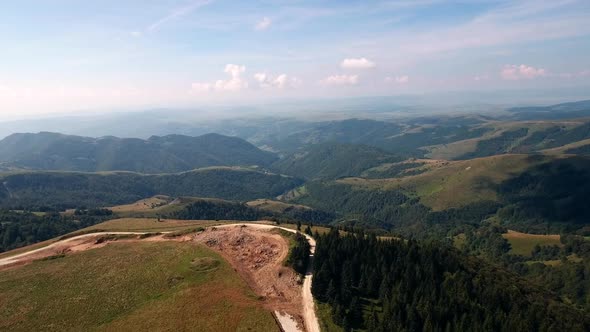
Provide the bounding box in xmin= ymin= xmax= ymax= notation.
xmin=290 ymin=154 xmax=590 ymax=234
xmin=0 ymin=168 xmax=302 ymax=209
xmin=0 ymin=241 xmax=277 ymax=331
xmin=0 ymin=132 xmax=277 ymax=173
xmin=272 ymin=142 xmax=402 ymax=180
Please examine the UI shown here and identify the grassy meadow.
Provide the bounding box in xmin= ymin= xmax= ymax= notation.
xmin=0 ymin=241 xmax=278 ymax=331
xmin=502 ymin=230 xmax=562 ymax=256
xmin=338 ymin=154 xmax=554 ymax=210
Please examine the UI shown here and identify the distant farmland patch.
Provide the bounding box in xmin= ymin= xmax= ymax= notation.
xmin=502 ymin=230 xmax=562 ymax=256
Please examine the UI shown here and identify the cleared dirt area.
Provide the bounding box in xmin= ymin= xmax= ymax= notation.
xmin=0 ymin=222 xmax=320 ymax=332
xmin=193 ymin=225 xmax=305 ymax=329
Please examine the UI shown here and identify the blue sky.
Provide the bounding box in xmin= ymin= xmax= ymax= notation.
xmin=1 ymin=0 xmax=590 ymax=117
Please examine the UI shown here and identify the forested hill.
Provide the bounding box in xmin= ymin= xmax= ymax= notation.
xmin=312 ymin=230 xmax=590 ymax=331
xmin=272 ymin=142 xmax=402 ymax=180
xmin=0 ymin=168 xmax=302 ymax=209
xmin=0 ymin=132 xmax=277 ymax=173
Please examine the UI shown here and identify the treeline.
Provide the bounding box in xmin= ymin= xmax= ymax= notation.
xmin=172 ymin=200 xmax=263 ymax=221
xmin=457 ymin=225 xmax=590 ymax=310
xmin=295 ymin=182 xmax=497 ymax=238
xmin=271 ymin=142 xmax=402 ymax=180
xmin=507 ymin=234 xmax=590 ymax=310
xmin=295 ymin=157 xmax=590 ymax=236
xmin=0 ymin=169 xmax=302 ymax=209
xmin=497 ymin=157 xmax=590 ymax=232
xmin=312 ymin=229 xmax=590 ymax=331
xmin=171 ymin=200 xmax=333 ymax=224
xmin=364 ymin=162 xmax=427 ymax=179
xmin=0 ymin=209 xmax=113 ymax=252
xmin=458 ymin=128 xmax=529 ymax=159
xmin=286 ymin=233 xmax=310 ymax=275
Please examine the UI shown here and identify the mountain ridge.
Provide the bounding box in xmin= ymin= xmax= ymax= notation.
xmin=0 ymin=132 xmax=277 ymax=173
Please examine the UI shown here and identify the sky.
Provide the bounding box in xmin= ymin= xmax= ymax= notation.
xmin=1 ymin=0 xmax=590 ymax=118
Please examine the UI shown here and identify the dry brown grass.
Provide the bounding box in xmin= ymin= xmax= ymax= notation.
xmin=502 ymin=230 xmax=562 ymax=256
xmin=108 ymin=195 xmax=172 ymax=213
xmin=0 ymin=241 xmax=278 ymax=331
xmin=246 ymin=199 xmax=312 ymax=213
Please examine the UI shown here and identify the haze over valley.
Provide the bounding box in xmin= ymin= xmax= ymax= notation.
xmin=1 ymin=1 xmax=590 ymax=331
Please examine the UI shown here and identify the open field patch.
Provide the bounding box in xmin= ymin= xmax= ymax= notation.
xmin=0 ymin=241 xmax=277 ymax=331
xmin=84 ymin=217 xmax=221 ymax=232
xmin=502 ymin=230 xmax=562 ymax=256
xmin=337 ymin=154 xmax=556 ymax=210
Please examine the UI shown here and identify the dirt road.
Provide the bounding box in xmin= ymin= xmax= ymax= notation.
xmin=214 ymin=223 xmax=320 ymax=332
xmin=0 ymin=223 xmax=321 ymax=332
xmin=0 ymin=232 xmax=160 ymax=268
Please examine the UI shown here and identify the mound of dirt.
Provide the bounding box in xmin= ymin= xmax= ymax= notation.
xmin=193 ymin=226 xmax=304 ymax=328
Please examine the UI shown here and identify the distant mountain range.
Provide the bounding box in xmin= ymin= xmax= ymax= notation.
xmin=506 ymin=100 xmax=590 ymax=120
xmin=0 ymin=132 xmax=277 ymax=173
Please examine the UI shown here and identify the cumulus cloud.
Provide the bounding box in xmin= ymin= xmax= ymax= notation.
xmin=254 ymin=72 xmax=301 ymax=89
xmin=341 ymin=57 xmax=376 ymax=69
xmin=385 ymin=75 xmax=409 ymax=84
xmin=255 ymin=17 xmax=272 ymax=30
xmin=501 ymin=64 xmax=546 ymax=80
xmin=192 ymin=64 xmax=248 ymax=93
xmin=320 ymin=75 xmax=358 ymax=86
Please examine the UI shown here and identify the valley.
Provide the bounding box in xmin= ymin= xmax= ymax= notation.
xmin=4 ymin=2 xmax=590 ymax=330
xmin=1 ymin=99 xmax=590 ymax=331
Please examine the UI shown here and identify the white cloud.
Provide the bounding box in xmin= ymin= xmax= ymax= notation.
xmin=192 ymin=64 xmax=248 ymax=93
xmin=320 ymin=75 xmax=358 ymax=86
xmin=341 ymin=57 xmax=376 ymax=69
xmin=501 ymin=64 xmax=546 ymax=80
xmin=253 ymin=72 xmax=301 ymax=88
xmin=255 ymin=17 xmax=272 ymax=30
xmin=253 ymin=72 xmax=267 ymax=83
xmin=130 ymin=31 xmax=142 ymax=37
xmin=385 ymin=75 xmax=409 ymax=84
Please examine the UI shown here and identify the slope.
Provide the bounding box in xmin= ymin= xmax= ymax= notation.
xmin=0 ymin=132 xmax=277 ymax=173
xmin=0 ymin=240 xmax=278 ymax=331
xmin=0 ymin=167 xmax=302 ymax=209
xmin=272 ymin=142 xmax=402 ymax=180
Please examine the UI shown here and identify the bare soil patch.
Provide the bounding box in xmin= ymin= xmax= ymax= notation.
xmin=193 ymin=225 xmax=304 ymax=329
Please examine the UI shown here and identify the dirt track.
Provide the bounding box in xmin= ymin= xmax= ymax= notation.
xmin=0 ymin=223 xmax=320 ymax=332
xmin=0 ymin=232 xmax=163 ymax=268
xmin=205 ymin=224 xmax=320 ymax=332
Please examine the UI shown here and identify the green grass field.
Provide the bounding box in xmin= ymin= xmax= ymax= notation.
xmin=338 ymin=154 xmax=555 ymax=210
xmin=84 ymin=217 xmax=223 ymax=232
xmin=502 ymin=230 xmax=562 ymax=256
xmin=0 ymin=241 xmax=278 ymax=331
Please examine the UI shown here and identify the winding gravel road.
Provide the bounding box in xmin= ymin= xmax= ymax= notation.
xmin=215 ymin=223 xmax=320 ymax=332
xmin=0 ymin=223 xmax=321 ymax=332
